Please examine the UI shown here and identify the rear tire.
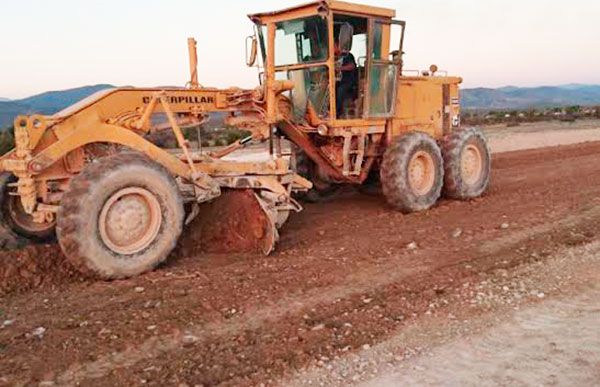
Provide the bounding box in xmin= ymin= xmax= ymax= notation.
xmin=56 ymin=153 xmax=184 ymax=280
xmin=380 ymin=132 xmax=444 ymax=213
xmin=441 ymin=128 xmax=491 ymax=200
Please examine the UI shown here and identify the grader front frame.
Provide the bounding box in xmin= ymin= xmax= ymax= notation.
xmin=0 ymin=0 xmax=491 ymax=279
xmin=0 ymin=76 xmax=314 ymax=278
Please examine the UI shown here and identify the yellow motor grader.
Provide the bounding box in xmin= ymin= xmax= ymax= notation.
xmin=0 ymin=0 xmax=490 ymax=279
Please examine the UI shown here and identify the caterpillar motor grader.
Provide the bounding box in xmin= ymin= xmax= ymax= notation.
xmin=0 ymin=0 xmax=490 ymax=279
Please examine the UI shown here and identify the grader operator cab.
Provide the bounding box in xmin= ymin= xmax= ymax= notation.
xmin=0 ymin=1 xmax=490 ymax=280
xmin=250 ymin=6 xmax=405 ymax=121
xmin=246 ymin=2 xmax=488 ymax=198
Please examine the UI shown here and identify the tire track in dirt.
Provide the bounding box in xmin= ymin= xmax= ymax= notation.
xmin=289 ymin=241 xmax=600 ymax=386
xmin=55 ymin=263 xmax=427 ymax=385
xmin=362 ymin=259 xmax=600 ymax=386
xmin=479 ymin=202 xmax=600 ymax=255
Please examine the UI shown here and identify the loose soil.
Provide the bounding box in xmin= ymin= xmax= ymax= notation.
xmin=180 ymin=189 xmax=272 ymax=255
xmin=1 ymin=128 xmax=600 ymax=386
xmin=363 ymin=281 xmax=600 ymax=386
xmin=0 ymin=245 xmax=80 ymax=295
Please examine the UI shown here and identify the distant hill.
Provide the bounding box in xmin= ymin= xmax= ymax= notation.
xmin=0 ymin=84 xmax=114 ymax=128
xmin=0 ymin=98 xmax=10 ymax=102
xmin=461 ymin=84 xmax=600 ymax=110
xmin=2 ymin=83 xmax=600 ymax=129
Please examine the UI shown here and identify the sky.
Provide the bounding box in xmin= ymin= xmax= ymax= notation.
xmin=0 ymin=0 xmax=599 ymax=99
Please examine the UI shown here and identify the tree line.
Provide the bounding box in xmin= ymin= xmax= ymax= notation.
xmin=462 ymin=105 xmax=600 ymax=126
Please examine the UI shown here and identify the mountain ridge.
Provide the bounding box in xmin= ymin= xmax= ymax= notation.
xmin=461 ymin=84 xmax=600 ymax=110
xmin=0 ymin=84 xmax=115 ymax=128
xmin=2 ymin=83 xmax=600 ymax=128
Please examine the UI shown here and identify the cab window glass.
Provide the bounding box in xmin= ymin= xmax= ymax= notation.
xmin=274 ymin=16 xmax=328 ymax=67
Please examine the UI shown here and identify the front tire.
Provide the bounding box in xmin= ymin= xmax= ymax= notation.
xmin=380 ymin=132 xmax=444 ymax=213
xmin=441 ymin=128 xmax=491 ymax=200
xmin=56 ymin=153 xmax=184 ymax=280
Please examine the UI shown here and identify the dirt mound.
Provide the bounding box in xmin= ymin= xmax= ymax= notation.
xmin=0 ymin=244 xmax=82 ymax=295
xmin=177 ymin=189 xmax=271 ymax=256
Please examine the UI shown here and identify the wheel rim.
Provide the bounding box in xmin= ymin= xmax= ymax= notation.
xmin=461 ymin=144 xmax=484 ymax=185
xmin=408 ymin=150 xmax=436 ymax=196
xmin=99 ymin=187 xmax=162 ymax=255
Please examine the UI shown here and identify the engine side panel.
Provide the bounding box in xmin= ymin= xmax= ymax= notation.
xmin=391 ymin=76 xmax=461 ymax=140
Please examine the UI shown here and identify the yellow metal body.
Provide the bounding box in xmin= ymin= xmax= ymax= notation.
xmin=250 ymin=0 xmax=463 ymax=182
xmin=0 ymin=0 xmax=464 ymax=229
xmin=1 ymin=85 xmax=307 ymax=224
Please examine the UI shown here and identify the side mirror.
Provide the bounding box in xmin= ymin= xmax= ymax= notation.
xmin=246 ymin=36 xmax=258 ymax=67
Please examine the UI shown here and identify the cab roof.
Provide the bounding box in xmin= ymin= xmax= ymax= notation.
xmin=248 ymin=0 xmax=396 ymax=23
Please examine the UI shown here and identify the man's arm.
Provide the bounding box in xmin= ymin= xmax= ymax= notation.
xmin=340 ymin=63 xmax=356 ymax=72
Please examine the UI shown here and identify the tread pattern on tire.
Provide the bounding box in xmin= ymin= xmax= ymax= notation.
xmin=441 ymin=127 xmax=491 ymax=200
xmin=0 ymin=173 xmax=28 ymax=250
xmin=56 ymin=152 xmax=184 ymax=279
xmin=380 ymin=132 xmax=444 ymax=213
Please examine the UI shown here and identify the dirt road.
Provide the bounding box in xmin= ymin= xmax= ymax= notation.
xmin=291 ymin=238 xmax=600 ymax=386
xmin=2 ymin=132 xmax=600 ymax=385
xmin=484 ymin=119 xmax=600 ymax=153
xmin=364 ymin=280 xmax=600 ymax=386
